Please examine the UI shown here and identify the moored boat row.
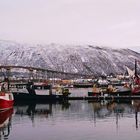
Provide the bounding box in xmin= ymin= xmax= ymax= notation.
xmin=1 ymin=60 xmax=140 ymax=109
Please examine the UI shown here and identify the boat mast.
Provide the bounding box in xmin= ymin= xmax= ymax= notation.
xmin=135 ymin=59 xmax=137 ymax=77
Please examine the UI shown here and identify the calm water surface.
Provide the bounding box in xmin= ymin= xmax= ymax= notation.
xmin=1 ymin=88 xmax=140 ymax=140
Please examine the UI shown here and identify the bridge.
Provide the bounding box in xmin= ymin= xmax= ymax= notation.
xmin=0 ymin=65 xmax=93 ymax=80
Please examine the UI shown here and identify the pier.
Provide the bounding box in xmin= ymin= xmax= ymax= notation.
xmin=56 ymin=95 xmax=140 ymax=100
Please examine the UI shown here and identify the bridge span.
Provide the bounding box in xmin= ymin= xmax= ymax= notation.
xmin=0 ymin=65 xmax=93 ymax=80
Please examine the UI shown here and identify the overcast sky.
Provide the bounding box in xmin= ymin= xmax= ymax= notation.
xmin=0 ymin=0 xmax=140 ymax=52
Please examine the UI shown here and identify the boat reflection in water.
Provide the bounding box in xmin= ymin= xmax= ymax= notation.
xmin=14 ymin=101 xmax=71 ymax=123
xmin=89 ymin=99 xmax=140 ymax=130
xmin=4 ymin=99 xmax=140 ymax=140
xmin=14 ymin=100 xmax=140 ymax=129
xmin=0 ymin=108 xmax=13 ymax=140
xmin=132 ymin=100 xmax=140 ymax=129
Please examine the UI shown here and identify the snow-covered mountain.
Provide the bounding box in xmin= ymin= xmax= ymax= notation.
xmin=0 ymin=40 xmax=140 ymax=76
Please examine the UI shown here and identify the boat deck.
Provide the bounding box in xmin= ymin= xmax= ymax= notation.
xmin=13 ymin=94 xmax=140 ymax=102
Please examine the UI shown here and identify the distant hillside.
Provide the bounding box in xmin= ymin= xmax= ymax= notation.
xmin=0 ymin=40 xmax=140 ymax=76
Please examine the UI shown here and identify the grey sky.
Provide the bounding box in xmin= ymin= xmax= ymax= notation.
xmin=0 ymin=0 xmax=140 ymax=52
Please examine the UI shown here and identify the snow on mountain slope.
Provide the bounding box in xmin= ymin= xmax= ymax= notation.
xmin=0 ymin=40 xmax=140 ymax=76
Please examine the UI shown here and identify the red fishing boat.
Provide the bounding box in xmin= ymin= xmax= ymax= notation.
xmin=0 ymin=81 xmax=14 ymax=111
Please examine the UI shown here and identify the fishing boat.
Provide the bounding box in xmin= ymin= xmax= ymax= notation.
xmin=73 ymin=83 xmax=93 ymax=88
xmin=0 ymin=80 xmax=14 ymax=111
xmin=88 ymin=83 xmax=131 ymax=97
xmin=73 ymin=79 xmax=93 ymax=88
xmin=108 ymin=85 xmax=131 ymax=96
xmin=11 ymin=81 xmax=71 ymax=102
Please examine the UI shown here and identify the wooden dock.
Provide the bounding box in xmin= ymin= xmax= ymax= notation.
xmin=68 ymin=96 xmax=140 ymax=100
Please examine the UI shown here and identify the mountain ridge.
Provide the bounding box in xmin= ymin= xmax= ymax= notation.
xmin=0 ymin=40 xmax=140 ymax=76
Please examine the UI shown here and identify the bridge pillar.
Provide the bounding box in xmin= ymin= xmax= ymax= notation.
xmin=42 ymin=71 xmax=47 ymax=81
xmin=29 ymin=68 xmax=34 ymax=80
xmin=0 ymin=68 xmax=4 ymax=81
xmin=6 ymin=68 xmax=11 ymax=80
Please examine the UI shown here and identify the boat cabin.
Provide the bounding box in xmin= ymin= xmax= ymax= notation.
xmin=0 ymin=82 xmax=9 ymax=92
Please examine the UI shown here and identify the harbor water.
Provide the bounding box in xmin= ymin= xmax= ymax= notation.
xmin=1 ymin=88 xmax=140 ymax=140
